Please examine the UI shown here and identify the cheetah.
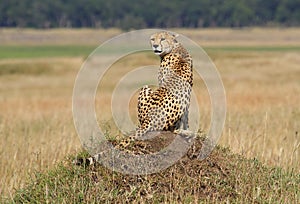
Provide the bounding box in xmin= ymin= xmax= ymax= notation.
xmin=74 ymin=31 xmax=193 ymax=166
xmin=136 ymin=31 xmax=193 ymax=138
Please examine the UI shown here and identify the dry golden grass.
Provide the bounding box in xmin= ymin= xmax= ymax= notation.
xmin=178 ymin=27 xmax=300 ymax=46
xmin=216 ymin=52 xmax=300 ymax=168
xmin=1 ymin=27 xmax=300 ymax=46
xmin=0 ymin=28 xmax=300 ymax=197
xmin=0 ymin=28 xmax=121 ymax=45
xmin=0 ymin=58 xmax=83 ymax=196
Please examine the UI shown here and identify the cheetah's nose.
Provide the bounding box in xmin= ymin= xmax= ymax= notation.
xmin=153 ymin=44 xmax=159 ymax=48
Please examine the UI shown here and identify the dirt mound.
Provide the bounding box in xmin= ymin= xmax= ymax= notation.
xmin=11 ymin=133 xmax=299 ymax=203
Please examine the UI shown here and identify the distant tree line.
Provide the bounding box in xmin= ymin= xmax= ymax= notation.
xmin=0 ymin=0 xmax=299 ymax=29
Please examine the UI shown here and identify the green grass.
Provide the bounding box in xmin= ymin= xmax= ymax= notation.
xmin=205 ymin=45 xmax=300 ymax=52
xmin=5 ymin=135 xmax=300 ymax=203
xmin=0 ymin=45 xmax=96 ymax=59
xmin=1 ymin=45 xmax=300 ymax=59
xmin=0 ymin=61 xmax=68 ymax=75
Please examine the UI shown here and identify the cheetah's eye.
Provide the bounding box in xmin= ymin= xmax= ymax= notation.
xmin=161 ymin=38 xmax=166 ymax=41
xmin=150 ymin=38 xmax=155 ymax=41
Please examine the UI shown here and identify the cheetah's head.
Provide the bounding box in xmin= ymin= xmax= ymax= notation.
xmin=150 ymin=31 xmax=179 ymax=57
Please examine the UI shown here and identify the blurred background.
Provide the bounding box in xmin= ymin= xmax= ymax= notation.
xmin=0 ymin=0 xmax=299 ymax=198
xmin=0 ymin=0 xmax=299 ymax=29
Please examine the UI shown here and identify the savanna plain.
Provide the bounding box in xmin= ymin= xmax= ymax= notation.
xmin=0 ymin=28 xmax=299 ymax=201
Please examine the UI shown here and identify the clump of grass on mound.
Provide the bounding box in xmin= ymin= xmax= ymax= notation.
xmin=10 ymin=134 xmax=299 ymax=203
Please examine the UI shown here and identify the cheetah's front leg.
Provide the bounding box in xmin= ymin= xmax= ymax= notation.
xmin=175 ymin=109 xmax=189 ymax=130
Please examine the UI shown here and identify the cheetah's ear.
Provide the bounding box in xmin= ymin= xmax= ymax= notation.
xmin=172 ymin=33 xmax=179 ymax=43
xmin=171 ymin=32 xmax=179 ymax=38
xmin=167 ymin=31 xmax=179 ymax=38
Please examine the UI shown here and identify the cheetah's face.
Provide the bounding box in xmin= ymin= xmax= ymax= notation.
xmin=150 ymin=32 xmax=178 ymax=56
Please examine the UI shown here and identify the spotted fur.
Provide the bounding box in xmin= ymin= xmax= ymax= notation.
xmin=74 ymin=31 xmax=193 ymax=166
xmin=136 ymin=31 xmax=193 ymax=137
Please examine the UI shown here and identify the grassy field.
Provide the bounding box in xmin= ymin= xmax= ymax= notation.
xmin=0 ymin=45 xmax=95 ymax=59
xmin=0 ymin=28 xmax=300 ymax=201
xmin=11 ymin=137 xmax=300 ymax=203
